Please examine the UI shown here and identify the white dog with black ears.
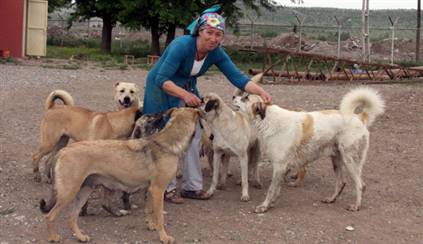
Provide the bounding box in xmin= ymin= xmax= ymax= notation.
xmin=234 ymin=87 xmax=385 ymax=213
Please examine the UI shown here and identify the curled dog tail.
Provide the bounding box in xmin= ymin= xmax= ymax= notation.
xmin=45 ymin=90 xmax=75 ymax=110
xmin=340 ymin=87 xmax=385 ymax=127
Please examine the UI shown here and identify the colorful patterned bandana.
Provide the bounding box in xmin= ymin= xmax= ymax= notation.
xmin=187 ymin=5 xmax=225 ymax=35
xmin=198 ymin=13 xmax=225 ymax=33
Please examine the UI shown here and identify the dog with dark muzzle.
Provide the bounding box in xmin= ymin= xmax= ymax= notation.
xmin=39 ymin=108 xmax=202 ymax=244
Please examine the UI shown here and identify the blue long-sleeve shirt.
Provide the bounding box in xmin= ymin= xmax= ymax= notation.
xmin=143 ymin=35 xmax=249 ymax=114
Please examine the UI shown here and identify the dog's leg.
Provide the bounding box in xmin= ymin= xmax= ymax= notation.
xmin=45 ymin=189 xmax=79 ymax=242
xmin=287 ymin=165 xmax=307 ymax=187
xmin=68 ymin=186 xmax=94 ymax=242
xmin=44 ymin=136 xmax=69 ymax=184
xmin=217 ymin=153 xmax=230 ymax=190
xmin=121 ymin=192 xmax=131 ymax=210
xmin=33 ymin=130 xmax=64 ymax=182
xmin=248 ymin=143 xmax=262 ymax=189
xmin=150 ymin=181 xmax=175 ymax=244
xmin=322 ymin=154 xmax=346 ymax=203
xmin=205 ymin=151 xmax=223 ymax=198
xmin=255 ymin=162 xmax=287 ymax=213
xmin=144 ymin=189 xmax=156 ymax=231
xmin=239 ymin=154 xmax=250 ymax=201
xmin=32 ymin=144 xmax=54 ymax=182
xmin=206 ymin=147 xmax=214 ymax=177
xmin=101 ymin=188 xmax=130 ymax=217
xmin=341 ymin=141 xmax=368 ymax=212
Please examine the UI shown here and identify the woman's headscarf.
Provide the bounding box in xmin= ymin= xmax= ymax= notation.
xmin=187 ymin=4 xmax=225 ymax=36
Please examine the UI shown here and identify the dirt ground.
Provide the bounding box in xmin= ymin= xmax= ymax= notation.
xmin=0 ymin=61 xmax=422 ymax=244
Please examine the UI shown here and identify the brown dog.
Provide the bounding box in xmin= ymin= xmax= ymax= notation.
xmin=32 ymin=84 xmax=142 ymax=183
xmin=39 ymin=107 xmax=201 ymax=243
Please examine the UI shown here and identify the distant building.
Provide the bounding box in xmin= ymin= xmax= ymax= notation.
xmin=0 ymin=0 xmax=48 ymax=58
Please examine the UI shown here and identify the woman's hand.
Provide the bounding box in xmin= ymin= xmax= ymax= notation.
xmin=244 ymin=81 xmax=273 ymax=105
xmin=259 ymin=90 xmax=272 ymax=105
xmin=162 ymin=81 xmax=202 ymax=107
xmin=183 ymin=93 xmax=203 ymax=107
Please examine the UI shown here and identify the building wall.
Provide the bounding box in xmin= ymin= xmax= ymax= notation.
xmin=0 ymin=0 xmax=25 ymax=57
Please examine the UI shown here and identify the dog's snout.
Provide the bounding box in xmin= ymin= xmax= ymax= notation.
xmin=124 ymin=96 xmax=131 ymax=103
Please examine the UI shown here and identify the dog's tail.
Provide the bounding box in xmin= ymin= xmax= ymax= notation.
xmin=45 ymin=90 xmax=75 ymax=110
xmin=340 ymin=87 xmax=385 ymax=127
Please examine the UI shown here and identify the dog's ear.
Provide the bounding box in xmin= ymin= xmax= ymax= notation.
xmin=114 ymin=82 xmax=120 ymax=87
xmin=133 ymin=84 xmax=140 ymax=93
xmin=205 ymin=99 xmax=219 ymax=112
xmin=253 ymin=102 xmax=266 ymax=120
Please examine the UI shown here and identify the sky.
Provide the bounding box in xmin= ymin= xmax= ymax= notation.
xmin=279 ymin=0 xmax=420 ymax=10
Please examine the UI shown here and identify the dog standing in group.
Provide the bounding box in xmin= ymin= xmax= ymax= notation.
xmin=39 ymin=108 xmax=202 ymax=244
xmin=232 ymin=74 xmax=308 ymax=187
xmin=201 ymin=93 xmax=262 ymax=201
xmin=32 ymin=82 xmax=142 ymax=183
xmin=235 ymin=87 xmax=385 ymax=213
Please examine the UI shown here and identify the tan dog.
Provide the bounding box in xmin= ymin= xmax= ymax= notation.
xmin=201 ymin=93 xmax=262 ymax=202
xmin=114 ymin=82 xmax=141 ymax=109
xmin=236 ymin=87 xmax=385 ymax=213
xmin=39 ymin=107 xmax=201 ymax=243
xmin=32 ymin=83 xmax=142 ymax=182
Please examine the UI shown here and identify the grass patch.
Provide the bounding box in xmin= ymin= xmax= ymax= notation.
xmin=46 ymin=39 xmax=151 ymax=69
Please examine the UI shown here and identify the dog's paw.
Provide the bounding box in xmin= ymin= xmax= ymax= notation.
xmin=287 ymin=181 xmax=301 ymax=187
xmin=321 ymin=198 xmax=336 ymax=204
xmin=146 ymin=220 xmax=157 ymax=231
xmin=118 ymin=209 xmax=131 ymax=216
xmin=216 ymin=184 xmax=226 ymax=190
xmin=160 ymin=236 xmax=175 ymax=244
xmin=254 ymin=204 xmax=269 ymax=213
xmin=251 ymin=181 xmax=263 ymax=189
xmin=346 ymin=204 xmax=360 ymax=212
xmin=34 ymin=174 xmax=42 ymax=183
xmin=204 ymin=190 xmax=214 ymax=199
xmin=77 ymin=234 xmax=91 ymax=242
xmin=45 ymin=177 xmax=53 ymax=184
xmin=240 ymin=195 xmax=250 ymax=202
xmin=160 ymin=234 xmax=175 ymax=244
xmin=48 ymin=233 xmax=61 ymax=242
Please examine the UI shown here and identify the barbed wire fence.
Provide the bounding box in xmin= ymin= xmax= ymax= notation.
xmin=47 ymin=18 xmax=422 ymax=64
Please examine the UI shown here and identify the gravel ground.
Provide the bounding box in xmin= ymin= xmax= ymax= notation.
xmin=0 ymin=61 xmax=422 ymax=243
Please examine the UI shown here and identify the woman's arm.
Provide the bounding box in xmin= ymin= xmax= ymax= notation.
xmin=244 ymin=81 xmax=272 ymax=104
xmin=162 ymin=81 xmax=202 ymax=107
xmin=215 ymin=48 xmax=272 ymax=104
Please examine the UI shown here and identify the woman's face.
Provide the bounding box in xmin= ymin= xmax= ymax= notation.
xmin=198 ymin=27 xmax=224 ymax=51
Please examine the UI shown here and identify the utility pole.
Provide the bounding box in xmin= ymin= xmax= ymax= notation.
xmin=416 ymin=0 xmax=421 ymax=62
xmin=294 ymin=14 xmax=306 ymax=52
xmin=388 ymin=16 xmax=399 ymax=65
xmin=362 ymin=0 xmax=370 ymax=63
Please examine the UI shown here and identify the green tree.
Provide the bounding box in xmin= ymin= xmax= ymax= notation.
xmin=48 ymin=0 xmax=67 ymax=13
xmin=120 ymin=0 xmax=282 ymax=55
xmin=67 ymin=0 xmax=124 ymax=53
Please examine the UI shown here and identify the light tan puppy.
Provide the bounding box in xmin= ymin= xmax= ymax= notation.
xmin=114 ymin=82 xmax=141 ymax=109
xmin=236 ymin=87 xmax=385 ymax=213
xmin=32 ymin=83 xmax=142 ymax=182
xmin=39 ymin=107 xmax=201 ymax=244
xmin=202 ymin=93 xmax=261 ymax=202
